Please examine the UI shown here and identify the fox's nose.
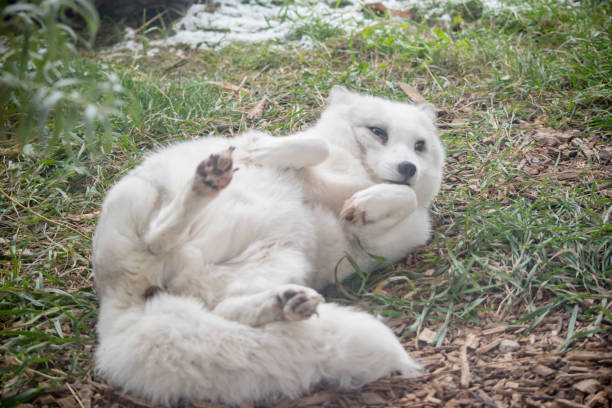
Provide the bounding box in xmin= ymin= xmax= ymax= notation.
xmin=398 ymin=161 xmax=417 ymax=178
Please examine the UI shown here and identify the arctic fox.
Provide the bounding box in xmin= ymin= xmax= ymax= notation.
xmin=93 ymin=86 xmax=445 ymax=406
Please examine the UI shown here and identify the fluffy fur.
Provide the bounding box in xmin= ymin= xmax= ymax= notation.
xmin=93 ymin=86 xmax=445 ymax=406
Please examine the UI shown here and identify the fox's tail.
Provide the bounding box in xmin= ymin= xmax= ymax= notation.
xmin=95 ymin=293 xmax=422 ymax=406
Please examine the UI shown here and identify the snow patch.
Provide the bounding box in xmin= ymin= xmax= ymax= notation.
xmin=108 ymin=0 xmax=517 ymax=57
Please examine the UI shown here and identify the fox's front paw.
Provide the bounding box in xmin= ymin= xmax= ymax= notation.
xmin=276 ymin=285 xmax=323 ymax=321
xmin=193 ymin=147 xmax=236 ymax=194
xmin=340 ymin=184 xmax=418 ymax=225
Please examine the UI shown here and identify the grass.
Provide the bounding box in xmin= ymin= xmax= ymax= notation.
xmin=1 ymin=0 xmax=611 ymax=405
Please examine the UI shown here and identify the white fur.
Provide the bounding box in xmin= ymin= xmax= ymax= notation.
xmin=93 ymin=86 xmax=444 ymax=406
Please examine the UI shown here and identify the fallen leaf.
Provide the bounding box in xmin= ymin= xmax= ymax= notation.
xmin=423 ymin=268 xmax=435 ymax=277
xmin=364 ymin=2 xmax=413 ymax=18
xmin=247 ymin=97 xmax=267 ymax=120
xmin=68 ymin=212 xmax=99 ymax=221
xmin=534 ymin=114 xmax=549 ymax=124
xmin=532 ymin=129 xmax=561 ymax=146
xmin=558 ymin=129 xmax=580 ymax=142
xmin=397 ymin=82 xmax=426 ymax=104
xmin=365 ymin=2 xmax=388 ymax=14
xmin=391 ymin=9 xmax=414 ymax=18
xmin=210 ymin=81 xmax=251 ymax=94
xmin=482 ymin=135 xmax=497 ymax=144
xmin=373 ymin=278 xmax=390 ymax=295
xmin=599 ymin=146 xmax=612 ymax=162
xmin=449 ymin=118 xmax=467 ymax=126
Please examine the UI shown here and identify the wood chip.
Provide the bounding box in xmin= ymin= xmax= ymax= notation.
xmin=554 ymin=399 xmax=589 ymax=408
xmin=477 ymin=339 xmax=502 ymax=354
xmin=572 ymin=378 xmax=602 ymax=394
xmin=296 ymin=392 xmax=335 ymax=406
xmin=361 ymin=392 xmax=387 ymax=405
xmin=567 ymin=351 xmax=612 ymax=361
xmin=506 ymin=381 xmax=519 ymax=388
xmin=465 ymin=332 xmax=480 ymax=349
xmin=499 ymin=339 xmax=520 ymax=353
xmin=269 ymin=400 xmax=293 ymax=408
xmin=397 ymin=82 xmax=426 ymax=104
xmin=474 ymin=389 xmax=499 ymax=407
xmin=460 ymin=344 xmax=471 ymax=388
xmin=418 ymin=328 xmax=437 ymax=344
xmin=425 ymin=394 xmax=443 ymax=405
xmin=586 ymin=390 xmax=608 ymax=407
xmin=533 ymin=364 xmax=556 ymax=377
xmin=482 ymin=326 xmax=508 ymax=336
xmin=55 ymin=396 xmax=77 ymax=408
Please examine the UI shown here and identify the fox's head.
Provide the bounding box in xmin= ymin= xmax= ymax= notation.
xmin=317 ymin=85 xmax=445 ymax=206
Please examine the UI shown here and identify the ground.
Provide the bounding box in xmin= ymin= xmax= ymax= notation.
xmin=0 ymin=0 xmax=610 ymax=407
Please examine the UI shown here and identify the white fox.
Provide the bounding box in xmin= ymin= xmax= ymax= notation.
xmin=93 ymin=86 xmax=444 ymax=406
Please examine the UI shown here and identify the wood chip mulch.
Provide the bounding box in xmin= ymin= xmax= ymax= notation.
xmin=21 ymin=313 xmax=611 ymax=408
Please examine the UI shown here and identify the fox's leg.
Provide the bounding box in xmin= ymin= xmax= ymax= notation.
xmin=213 ymin=284 xmax=323 ymax=327
xmin=144 ymin=147 xmax=235 ymax=255
xmin=340 ymin=183 xmax=418 ymax=229
xmin=242 ymin=135 xmax=329 ymax=168
xmin=339 ymin=184 xmax=431 ymax=268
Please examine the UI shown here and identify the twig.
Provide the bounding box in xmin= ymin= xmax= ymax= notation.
xmin=423 ymin=63 xmax=443 ymax=91
xmin=0 ymin=185 xmax=91 ymax=241
xmin=133 ymin=10 xmax=168 ymax=35
xmin=66 ymin=383 xmax=86 ymax=408
xmin=460 ymin=344 xmax=471 ymax=388
xmin=163 ymin=59 xmax=188 ymax=75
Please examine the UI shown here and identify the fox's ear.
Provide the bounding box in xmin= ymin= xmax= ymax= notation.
xmin=418 ymin=103 xmax=436 ymax=122
xmin=328 ymin=85 xmax=353 ymax=105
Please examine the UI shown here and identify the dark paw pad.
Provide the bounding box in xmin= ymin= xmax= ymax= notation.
xmin=193 ymin=146 xmax=236 ymax=193
xmin=277 ymin=286 xmax=323 ymax=321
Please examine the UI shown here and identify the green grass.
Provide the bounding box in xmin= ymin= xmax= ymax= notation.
xmin=1 ymin=0 xmax=611 ymax=404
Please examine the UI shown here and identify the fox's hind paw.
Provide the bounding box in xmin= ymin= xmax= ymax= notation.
xmin=193 ymin=147 xmax=236 ymax=194
xmin=276 ymin=285 xmax=323 ymax=321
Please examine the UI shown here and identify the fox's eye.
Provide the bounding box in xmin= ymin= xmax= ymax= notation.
xmin=415 ymin=140 xmax=426 ymax=152
xmin=368 ymin=127 xmax=388 ymax=143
